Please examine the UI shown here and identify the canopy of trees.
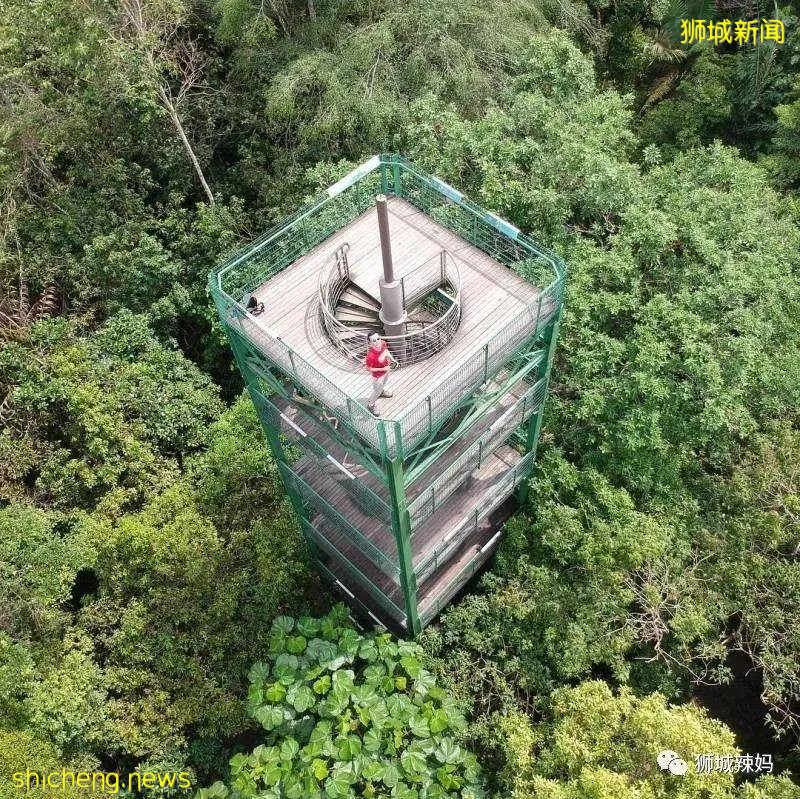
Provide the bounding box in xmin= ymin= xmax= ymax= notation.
xmin=1 ymin=0 xmax=799 ymax=796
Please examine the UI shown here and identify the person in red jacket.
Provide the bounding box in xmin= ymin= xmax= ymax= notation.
xmin=365 ymin=331 xmax=396 ymax=415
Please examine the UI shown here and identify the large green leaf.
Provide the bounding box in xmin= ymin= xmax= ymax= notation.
xmin=368 ymin=700 xmax=390 ymax=728
xmin=434 ymin=738 xmax=461 ymax=765
xmin=311 ymin=758 xmax=328 ymax=780
xmin=363 ymin=726 xmax=383 ymax=753
xmin=428 ymin=709 xmax=449 ymax=734
xmin=387 ymin=693 xmax=413 ymax=720
xmin=307 ymin=638 xmax=338 ymax=662
xmin=351 ymin=683 xmax=379 ymax=706
xmin=380 ymin=762 xmax=400 ymax=788
xmin=336 ymin=734 xmax=362 ymax=760
xmin=264 ymin=682 xmax=286 ymax=703
xmin=408 ymin=714 xmax=430 ymax=738
xmin=400 ymin=655 xmax=422 ymax=678
xmin=413 ymin=671 xmax=436 ymax=697
xmin=254 ymin=704 xmax=285 ymax=731
xmin=287 ymin=684 xmax=315 ymax=713
xmin=248 ymin=661 xmax=270 ymax=685
xmin=323 ymin=773 xmax=351 ymax=798
xmin=271 ymin=615 xmax=295 ymax=634
xmin=358 ymin=639 xmax=379 ymax=662
xmin=400 ymin=748 xmax=428 ymax=775
xmin=297 ymin=616 xmax=321 ymax=638
xmin=280 ymin=737 xmax=300 ymax=761
xmin=437 ymin=766 xmax=462 ymax=790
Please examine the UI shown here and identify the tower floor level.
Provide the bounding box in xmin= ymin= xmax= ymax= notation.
xmin=210 ymin=154 xmax=566 ymax=636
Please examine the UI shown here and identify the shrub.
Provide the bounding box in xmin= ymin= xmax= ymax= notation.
xmin=198 ymin=607 xmax=483 ymax=799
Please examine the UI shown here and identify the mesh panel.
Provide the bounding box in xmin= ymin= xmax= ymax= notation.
xmin=279 ymin=461 xmax=399 ymax=578
xmin=301 ymin=518 xmax=406 ymax=625
xmin=407 ymin=377 xmax=546 ymax=529
xmin=413 ymin=450 xmax=535 ymax=581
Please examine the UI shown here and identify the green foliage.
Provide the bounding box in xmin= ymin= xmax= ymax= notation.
xmin=0 ymin=504 xmax=89 ymax=640
xmin=764 ymin=75 xmax=800 ymax=190
xmin=3 ymin=0 xmax=800 ymax=792
xmin=0 ymin=384 xmax=311 ymax=780
xmin=199 ymin=608 xmax=483 ymax=799
xmin=415 ymin=34 xmax=800 ymax=745
xmin=639 ymin=50 xmax=733 ymax=155
xmin=0 ymin=312 xmax=222 ymax=513
xmin=0 ymin=729 xmax=92 ymax=799
xmin=490 ymin=682 xmax=793 ymax=799
xmin=24 ymin=634 xmax=113 ymax=759
xmin=401 ymin=34 xmax=638 ymax=245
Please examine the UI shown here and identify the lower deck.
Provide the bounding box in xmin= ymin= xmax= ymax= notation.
xmin=308 ymin=504 xmax=513 ymax=631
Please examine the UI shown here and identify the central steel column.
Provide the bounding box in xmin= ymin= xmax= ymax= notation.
xmin=375 ymin=195 xmax=407 ymax=361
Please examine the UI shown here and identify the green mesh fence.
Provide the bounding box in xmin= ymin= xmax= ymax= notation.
xmin=413 ymin=449 xmax=535 ymax=584
xmin=300 ymin=516 xmax=406 ymax=625
xmin=407 ymin=376 xmax=547 ymax=529
xmin=279 ymin=461 xmax=399 ymax=579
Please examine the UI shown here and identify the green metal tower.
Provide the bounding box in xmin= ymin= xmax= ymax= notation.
xmin=210 ymin=154 xmax=565 ymax=636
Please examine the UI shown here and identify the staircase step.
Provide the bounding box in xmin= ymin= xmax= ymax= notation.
xmin=347 ymin=274 xmax=381 ymax=305
xmin=335 ymin=308 xmax=381 ymax=324
xmin=340 ymin=285 xmax=381 ymax=311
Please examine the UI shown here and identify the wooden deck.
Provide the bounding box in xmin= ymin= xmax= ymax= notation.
xmin=249 ymin=197 xmax=541 ymax=421
xmin=294 ymin=443 xmax=521 ymax=582
xmin=311 ymin=508 xmax=512 ymax=631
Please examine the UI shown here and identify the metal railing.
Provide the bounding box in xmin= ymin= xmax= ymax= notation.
xmin=210 ymin=153 xmax=566 ymax=458
xmin=414 ymin=449 xmax=534 ymax=584
xmin=419 ymin=527 xmax=504 ymax=627
xmin=280 ymin=461 xmax=399 ymax=578
xmin=318 ymin=249 xmax=462 ymax=366
xmin=407 ymin=377 xmax=547 ymax=529
xmin=301 ymin=518 xmax=406 ymax=625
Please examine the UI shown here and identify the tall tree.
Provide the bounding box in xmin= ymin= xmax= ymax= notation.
xmin=116 ymin=0 xmax=215 ymax=205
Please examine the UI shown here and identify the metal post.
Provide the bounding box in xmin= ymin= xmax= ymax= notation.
xmin=376 ymin=194 xmax=407 ymax=361
xmin=517 ymin=307 xmax=563 ymax=506
xmin=385 ymin=457 xmax=421 ymax=636
xmin=376 ymin=195 xmax=395 ymax=284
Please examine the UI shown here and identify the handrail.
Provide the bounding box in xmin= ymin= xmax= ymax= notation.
xmin=317 ymin=248 xmax=462 ymax=366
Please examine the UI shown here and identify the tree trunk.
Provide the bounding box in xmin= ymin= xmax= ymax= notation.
xmin=158 ymin=86 xmax=215 ymax=207
xmin=307 ymin=0 xmax=316 ymax=19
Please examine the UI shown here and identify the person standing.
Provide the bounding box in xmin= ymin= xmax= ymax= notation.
xmin=365 ymin=332 xmax=396 ymax=415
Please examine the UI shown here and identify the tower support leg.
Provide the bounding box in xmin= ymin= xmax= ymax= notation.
xmin=385 ymin=457 xmax=421 ymax=636
xmin=517 ymin=307 xmax=563 ymax=506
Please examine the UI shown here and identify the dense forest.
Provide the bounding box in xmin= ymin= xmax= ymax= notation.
xmin=2 ymin=0 xmax=800 ymax=797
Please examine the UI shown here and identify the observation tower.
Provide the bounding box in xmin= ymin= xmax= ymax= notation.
xmin=210 ymin=154 xmax=566 ymax=635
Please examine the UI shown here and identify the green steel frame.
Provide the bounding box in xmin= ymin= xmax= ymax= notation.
xmin=210 ymin=154 xmax=566 ymax=636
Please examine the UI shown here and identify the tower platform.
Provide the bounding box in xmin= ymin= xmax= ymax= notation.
xmin=242 ymin=195 xmax=542 ymax=422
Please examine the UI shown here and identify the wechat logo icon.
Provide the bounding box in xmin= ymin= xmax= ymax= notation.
xmin=658 ymin=750 xmax=689 ymax=776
